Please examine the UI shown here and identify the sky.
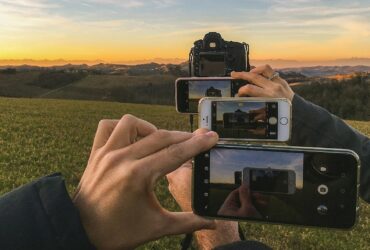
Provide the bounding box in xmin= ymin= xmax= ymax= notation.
xmin=0 ymin=0 xmax=369 ymax=64
xmin=210 ymin=148 xmax=304 ymax=188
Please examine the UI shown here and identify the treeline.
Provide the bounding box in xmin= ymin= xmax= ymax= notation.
xmin=293 ymin=75 xmax=369 ymax=121
xmin=29 ymin=71 xmax=88 ymax=89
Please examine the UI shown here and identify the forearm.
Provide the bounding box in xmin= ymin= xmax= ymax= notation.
xmin=290 ymin=94 xmax=370 ymax=202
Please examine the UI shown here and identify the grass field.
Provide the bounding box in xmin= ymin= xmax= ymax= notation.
xmin=0 ymin=97 xmax=369 ymax=249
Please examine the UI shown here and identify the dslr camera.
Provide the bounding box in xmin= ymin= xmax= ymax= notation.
xmin=189 ymin=32 xmax=250 ymax=77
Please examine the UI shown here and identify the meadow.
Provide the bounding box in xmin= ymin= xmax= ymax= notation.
xmin=0 ymin=97 xmax=369 ymax=249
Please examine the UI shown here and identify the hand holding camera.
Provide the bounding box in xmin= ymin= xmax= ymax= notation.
xmin=173 ymin=32 xmax=360 ymax=230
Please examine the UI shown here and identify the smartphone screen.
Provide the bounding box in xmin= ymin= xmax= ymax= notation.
xmin=176 ymin=78 xmax=246 ymax=113
xmin=211 ymin=101 xmax=278 ymax=139
xmin=193 ymin=146 xmax=359 ymax=229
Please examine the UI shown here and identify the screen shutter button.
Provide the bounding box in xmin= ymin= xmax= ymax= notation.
xmin=268 ymin=117 xmax=278 ymax=125
xmin=317 ymin=205 xmax=328 ymax=215
xmin=317 ymin=184 xmax=329 ymax=195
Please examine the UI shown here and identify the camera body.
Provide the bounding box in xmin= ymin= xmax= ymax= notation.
xmin=189 ymin=32 xmax=250 ymax=77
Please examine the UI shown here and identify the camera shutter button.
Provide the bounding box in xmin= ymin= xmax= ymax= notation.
xmin=268 ymin=117 xmax=278 ymax=125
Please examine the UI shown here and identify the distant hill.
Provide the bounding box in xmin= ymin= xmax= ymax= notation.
xmin=252 ymin=58 xmax=370 ymax=68
xmin=279 ymin=65 xmax=370 ymax=77
xmin=0 ymin=62 xmax=369 ymax=120
xmin=2 ymin=63 xmax=370 ymax=79
xmin=0 ymin=62 xmax=188 ymax=77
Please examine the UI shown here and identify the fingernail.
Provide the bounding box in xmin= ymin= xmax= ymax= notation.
xmin=205 ymin=131 xmax=217 ymax=138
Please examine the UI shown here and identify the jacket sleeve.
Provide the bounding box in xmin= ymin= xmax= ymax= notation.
xmin=0 ymin=173 xmax=95 ymax=250
xmin=289 ymin=94 xmax=370 ymax=202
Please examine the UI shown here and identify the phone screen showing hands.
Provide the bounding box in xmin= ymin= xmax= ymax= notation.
xmin=193 ymin=145 xmax=359 ymax=229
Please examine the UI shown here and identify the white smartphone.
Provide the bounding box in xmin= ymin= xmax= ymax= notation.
xmin=199 ymin=97 xmax=291 ymax=142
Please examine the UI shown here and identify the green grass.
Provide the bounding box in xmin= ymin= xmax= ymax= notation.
xmin=0 ymin=97 xmax=369 ymax=249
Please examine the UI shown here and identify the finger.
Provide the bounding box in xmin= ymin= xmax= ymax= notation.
xmin=223 ymin=188 xmax=240 ymax=205
xmin=239 ymin=184 xmax=252 ymax=207
xmin=168 ymin=128 xmax=211 ymax=173
xmin=251 ymin=65 xmax=287 ymax=85
xmin=142 ymin=131 xmax=219 ymax=180
xmin=126 ymin=130 xmax=193 ymax=159
xmin=105 ymin=114 xmax=157 ymax=151
xmin=253 ymin=113 xmax=266 ymax=121
xmin=183 ymin=127 xmax=210 ymax=166
xmin=250 ymin=64 xmax=274 ymax=78
xmin=252 ymin=193 xmax=268 ymax=206
xmin=231 ymin=71 xmax=272 ymax=88
xmin=165 ymin=212 xmax=216 ymax=235
xmin=238 ymin=84 xmax=270 ymax=97
xmin=91 ymin=119 xmax=119 ymax=154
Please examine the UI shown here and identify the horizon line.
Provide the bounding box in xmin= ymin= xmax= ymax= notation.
xmin=1 ymin=57 xmax=370 ymax=68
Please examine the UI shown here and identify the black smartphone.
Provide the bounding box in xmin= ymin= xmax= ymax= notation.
xmin=193 ymin=144 xmax=360 ymax=229
xmin=175 ymin=77 xmax=247 ymax=114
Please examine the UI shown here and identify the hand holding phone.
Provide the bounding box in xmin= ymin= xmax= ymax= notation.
xmin=217 ymin=184 xmax=262 ymax=218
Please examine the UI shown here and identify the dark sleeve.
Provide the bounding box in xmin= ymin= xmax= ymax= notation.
xmin=0 ymin=173 xmax=95 ymax=250
xmin=214 ymin=240 xmax=272 ymax=250
xmin=289 ymin=94 xmax=370 ymax=202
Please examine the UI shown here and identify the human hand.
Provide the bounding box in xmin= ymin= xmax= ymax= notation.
xmin=217 ymin=184 xmax=261 ymax=218
xmin=231 ymin=64 xmax=294 ymax=101
xmin=167 ymin=129 xmax=240 ymax=249
xmin=73 ymin=115 xmax=218 ymax=249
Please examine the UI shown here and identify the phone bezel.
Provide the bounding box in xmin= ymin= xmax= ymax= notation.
xmin=192 ymin=144 xmax=360 ymax=229
xmin=175 ymin=77 xmax=245 ymax=114
xmin=198 ymin=97 xmax=292 ymax=142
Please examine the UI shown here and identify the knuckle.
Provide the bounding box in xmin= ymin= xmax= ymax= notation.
xmin=98 ymin=119 xmax=110 ymax=129
xmin=126 ymin=163 xmax=143 ymax=177
xmin=265 ymin=64 xmax=272 ymax=71
xmin=102 ymin=151 xmax=121 ymax=166
xmin=121 ymin=114 xmax=136 ymax=124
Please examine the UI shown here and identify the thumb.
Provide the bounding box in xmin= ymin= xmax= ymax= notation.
xmin=165 ymin=212 xmax=216 ymax=235
xmin=239 ymin=184 xmax=252 ymax=207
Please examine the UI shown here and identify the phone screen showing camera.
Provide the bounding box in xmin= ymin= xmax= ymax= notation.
xmin=193 ymin=146 xmax=359 ymax=229
xmin=178 ymin=79 xmax=245 ymax=113
xmin=211 ymin=101 xmax=278 ymax=139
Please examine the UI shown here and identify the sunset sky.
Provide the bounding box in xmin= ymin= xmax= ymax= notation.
xmin=0 ymin=0 xmax=369 ymax=64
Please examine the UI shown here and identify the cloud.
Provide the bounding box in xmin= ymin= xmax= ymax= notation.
xmin=82 ymin=0 xmax=178 ymax=8
xmin=84 ymin=0 xmax=144 ymax=8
